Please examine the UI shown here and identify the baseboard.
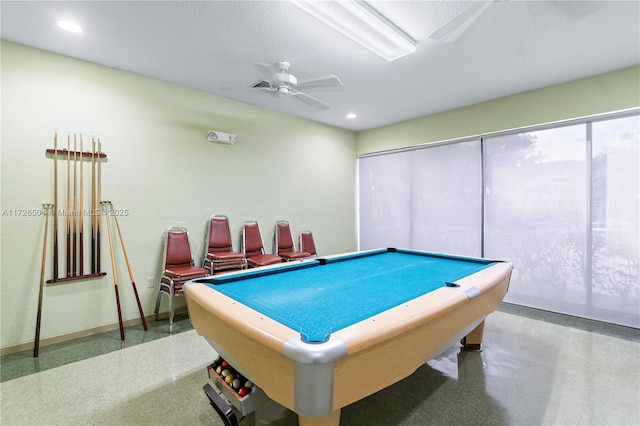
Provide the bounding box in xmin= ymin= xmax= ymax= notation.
xmin=1 ymin=307 xmax=188 ymax=356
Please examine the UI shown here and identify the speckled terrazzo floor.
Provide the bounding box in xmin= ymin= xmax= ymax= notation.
xmin=0 ymin=313 xmax=195 ymax=383
xmin=1 ymin=305 xmax=638 ymax=426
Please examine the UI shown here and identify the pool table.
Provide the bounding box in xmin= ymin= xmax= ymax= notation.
xmin=184 ymin=248 xmax=512 ymax=426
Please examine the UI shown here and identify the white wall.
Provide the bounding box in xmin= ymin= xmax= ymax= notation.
xmin=0 ymin=41 xmax=357 ymax=350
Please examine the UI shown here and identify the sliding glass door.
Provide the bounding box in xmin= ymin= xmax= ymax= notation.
xmin=590 ymin=116 xmax=639 ymax=326
xmin=483 ymin=125 xmax=589 ymax=314
xmin=358 ymin=111 xmax=639 ymax=328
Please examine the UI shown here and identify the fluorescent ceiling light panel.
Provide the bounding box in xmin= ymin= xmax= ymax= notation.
xmin=293 ymin=0 xmax=416 ymax=61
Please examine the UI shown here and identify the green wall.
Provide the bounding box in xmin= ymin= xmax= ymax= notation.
xmin=356 ymin=65 xmax=640 ymax=154
xmin=1 ymin=39 xmax=638 ymax=351
xmin=0 ymin=41 xmax=357 ymax=350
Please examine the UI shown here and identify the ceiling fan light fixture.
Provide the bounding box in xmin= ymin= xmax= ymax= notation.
xmin=293 ymin=0 xmax=415 ymax=62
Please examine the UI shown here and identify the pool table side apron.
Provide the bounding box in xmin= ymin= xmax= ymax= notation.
xmin=330 ymin=262 xmax=512 ymax=411
xmin=185 ymin=284 xmax=300 ymax=409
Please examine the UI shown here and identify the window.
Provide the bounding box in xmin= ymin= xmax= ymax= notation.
xmin=358 ymin=151 xmax=411 ymax=249
xmin=591 ymin=116 xmax=639 ymax=325
xmin=410 ymin=141 xmax=482 ymax=256
xmin=484 ymin=125 xmax=588 ymax=315
xmin=358 ymin=111 xmax=639 ymax=328
xmin=359 ymin=140 xmax=481 ymax=256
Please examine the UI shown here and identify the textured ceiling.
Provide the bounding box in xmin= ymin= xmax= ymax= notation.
xmin=1 ymin=1 xmax=639 ymax=131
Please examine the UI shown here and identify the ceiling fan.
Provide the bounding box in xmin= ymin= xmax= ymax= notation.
xmin=429 ymin=0 xmax=603 ymax=44
xmin=250 ymin=61 xmax=344 ymax=111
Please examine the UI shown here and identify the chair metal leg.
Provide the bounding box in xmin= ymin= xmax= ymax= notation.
xmin=203 ymin=258 xmax=213 ymax=275
xmin=169 ymin=284 xmax=174 ymax=333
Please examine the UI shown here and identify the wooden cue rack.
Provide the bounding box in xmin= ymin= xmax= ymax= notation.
xmin=35 ymin=133 xmax=148 ymax=356
xmin=45 ymin=133 xmax=108 ymax=283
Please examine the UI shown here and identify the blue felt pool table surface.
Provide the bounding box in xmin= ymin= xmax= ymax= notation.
xmin=196 ymin=248 xmax=496 ymax=343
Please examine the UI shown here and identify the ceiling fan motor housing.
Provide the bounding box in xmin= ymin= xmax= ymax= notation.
xmin=274 ymin=72 xmax=297 ymax=90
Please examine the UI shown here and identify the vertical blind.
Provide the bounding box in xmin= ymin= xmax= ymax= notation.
xmin=358 ymin=112 xmax=639 ymax=328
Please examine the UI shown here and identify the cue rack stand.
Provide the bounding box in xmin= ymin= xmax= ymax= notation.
xmin=34 ymin=133 xmax=147 ymax=357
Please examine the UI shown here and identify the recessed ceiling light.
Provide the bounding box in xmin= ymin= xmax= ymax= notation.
xmin=57 ymin=20 xmax=83 ymax=33
xmin=346 ymin=113 xmax=357 ymax=119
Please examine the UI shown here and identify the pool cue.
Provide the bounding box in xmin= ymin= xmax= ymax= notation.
xmin=66 ymin=135 xmax=71 ymax=277
xmin=103 ymin=201 xmax=125 ymax=340
xmin=96 ymin=140 xmax=102 ymax=273
xmin=72 ymin=135 xmax=78 ymax=276
xmin=34 ymin=204 xmax=53 ymax=357
xmin=91 ymin=139 xmax=96 ymax=274
xmin=108 ymin=201 xmax=148 ymax=330
xmin=79 ymin=136 xmax=84 ymax=276
xmin=53 ymin=134 xmax=59 ymax=280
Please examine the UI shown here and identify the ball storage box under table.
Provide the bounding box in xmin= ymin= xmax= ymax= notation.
xmin=206 ymin=357 xmax=270 ymax=416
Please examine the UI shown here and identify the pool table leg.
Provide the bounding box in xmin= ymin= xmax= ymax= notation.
xmin=299 ymin=409 xmax=340 ymax=426
xmin=461 ymin=319 xmax=485 ymax=351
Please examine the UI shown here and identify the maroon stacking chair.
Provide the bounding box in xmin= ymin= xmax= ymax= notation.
xmin=242 ymin=221 xmax=282 ymax=267
xmin=203 ymin=215 xmax=247 ymax=274
xmin=154 ymin=226 xmax=210 ymax=332
xmin=299 ymin=230 xmax=318 ymax=258
xmin=275 ymin=220 xmax=311 ymax=261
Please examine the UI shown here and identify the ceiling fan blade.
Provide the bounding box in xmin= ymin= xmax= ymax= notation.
xmin=297 ymin=75 xmax=344 ymax=92
xmin=254 ymin=62 xmax=278 ymax=80
xmin=219 ymin=83 xmax=273 ymax=97
xmin=253 ymin=87 xmax=279 ymax=97
xmin=251 ymin=79 xmax=273 ymax=90
xmin=291 ymin=91 xmax=329 ymax=111
xmin=429 ymin=0 xmax=495 ymax=44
